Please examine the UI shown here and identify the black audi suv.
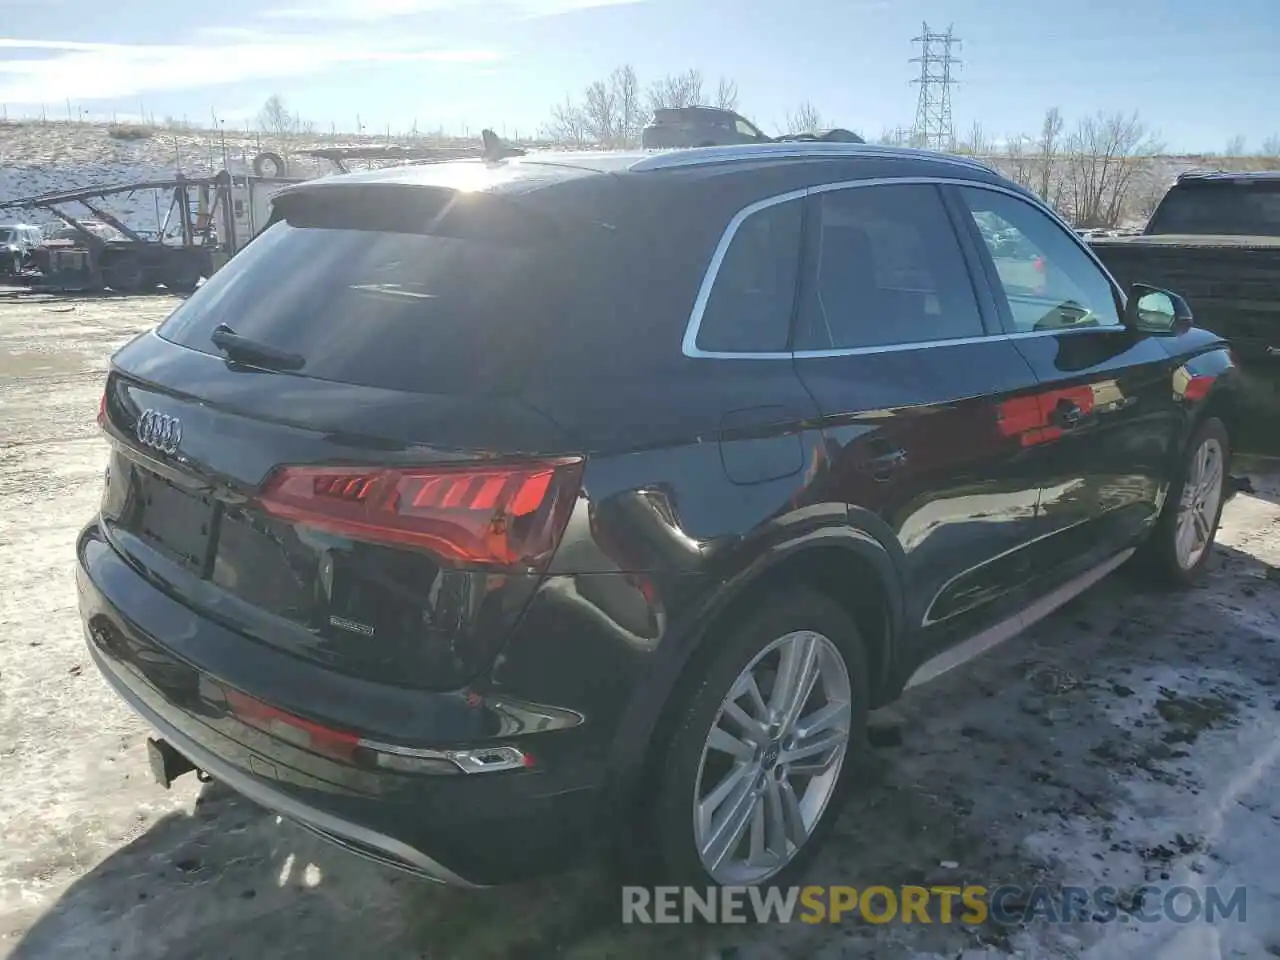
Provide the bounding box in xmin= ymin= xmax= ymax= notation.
xmin=79 ymin=142 xmax=1242 ymax=889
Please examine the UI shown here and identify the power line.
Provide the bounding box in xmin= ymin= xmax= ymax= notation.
xmin=911 ymin=22 xmax=961 ymax=151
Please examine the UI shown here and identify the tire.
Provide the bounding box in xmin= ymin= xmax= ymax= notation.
xmin=102 ymin=255 xmax=146 ymax=293
xmin=252 ymin=151 xmax=286 ymax=177
xmin=1139 ymin=416 xmax=1230 ymax=587
xmin=645 ymin=586 xmax=869 ymax=889
xmin=162 ymin=258 xmax=202 ymax=294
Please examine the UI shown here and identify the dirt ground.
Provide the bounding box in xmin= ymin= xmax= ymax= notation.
xmin=1 ymin=288 xmax=1278 ymax=960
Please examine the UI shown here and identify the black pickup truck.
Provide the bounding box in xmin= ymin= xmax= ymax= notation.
xmin=1089 ymin=172 xmax=1280 ymax=452
xmin=1089 ymin=171 xmax=1280 ymax=372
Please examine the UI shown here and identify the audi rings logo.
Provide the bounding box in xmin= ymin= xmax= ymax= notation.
xmin=135 ymin=409 xmax=182 ymax=456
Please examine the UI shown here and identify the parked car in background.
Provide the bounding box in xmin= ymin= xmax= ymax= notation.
xmin=81 ymin=141 xmax=1251 ymax=892
xmin=642 ymin=106 xmax=769 ymax=147
xmin=641 ymin=105 xmax=865 ymax=149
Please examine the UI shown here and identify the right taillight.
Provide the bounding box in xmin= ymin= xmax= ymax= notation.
xmin=255 ymin=458 xmax=584 ymax=569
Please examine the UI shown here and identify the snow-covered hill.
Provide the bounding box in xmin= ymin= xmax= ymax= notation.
xmin=0 ymin=120 xmax=478 ymax=234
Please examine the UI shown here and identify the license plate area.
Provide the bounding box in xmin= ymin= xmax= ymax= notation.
xmin=134 ymin=468 xmax=217 ymax=573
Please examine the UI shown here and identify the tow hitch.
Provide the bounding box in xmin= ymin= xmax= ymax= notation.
xmin=147 ymin=736 xmax=199 ymax=789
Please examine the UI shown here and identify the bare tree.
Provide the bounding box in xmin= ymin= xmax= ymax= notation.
xmin=583 ymin=79 xmax=619 ymax=146
xmin=1004 ymin=134 xmax=1035 ymax=189
xmin=1260 ymin=135 xmax=1280 ymax=158
xmin=957 ymin=120 xmax=989 ymax=156
xmin=612 ymin=65 xmax=644 ymax=145
xmin=544 ymin=94 xmax=589 ymax=147
xmin=1062 ymin=111 xmax=1163 ymax=228
xmin=258 ymin=94 xmax=297 ymax=140
xmin=1225 ymin=134 xmax=1247 ymax=158
xmin=876 ymin=126 xmax=913 ymax=147
xmin=713 ymin=77 xmax=739 ymax=111
xmin=577 ymin=66 xmax=645 ymax=147
xmin=544 ymin=66 xmax=743 ymax=147
xmin=648 ymin=69 xmax=705 ymax=111
xmin=1036 ymin=107 xmax=1065 ymax=206
xmin=783 ymin=101 xmax=824 ymax=135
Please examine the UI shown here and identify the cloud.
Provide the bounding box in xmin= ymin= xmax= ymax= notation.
xmin=263 ymin=0 xmax=642 ymax=23
xmin=0 ymin=0 xmax=637 ymax=103
xmin=0 ymin=36 xmax=500 ymax=103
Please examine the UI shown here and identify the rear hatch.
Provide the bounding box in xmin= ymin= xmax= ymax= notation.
xmin=97 ymin=175 xmax=601 ymax=690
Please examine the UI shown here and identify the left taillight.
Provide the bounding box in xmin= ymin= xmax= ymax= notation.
xmin=96 ymin=390 xmax=106 ymax=428
xmin=224 ymin=687 xmax=361 ymax=762
xmin=255 ymin=458 xmax=585 ymax=570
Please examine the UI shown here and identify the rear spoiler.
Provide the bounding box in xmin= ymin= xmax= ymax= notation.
xmin=260 ymin=129 xmax=529 ymax=235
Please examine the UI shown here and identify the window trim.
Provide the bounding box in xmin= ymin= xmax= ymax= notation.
xmin=682 ymin=176 xmax=1130 ymax=360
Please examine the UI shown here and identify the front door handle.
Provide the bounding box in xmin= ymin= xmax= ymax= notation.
xmin=1052 ymin=400 xmax=1083 ymax=428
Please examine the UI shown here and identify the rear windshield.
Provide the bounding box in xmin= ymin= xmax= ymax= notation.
xmin=158 ymin=194 xmax=571 ymax=395
xmin=1148 ymin=182 xmax=1280 ymax=236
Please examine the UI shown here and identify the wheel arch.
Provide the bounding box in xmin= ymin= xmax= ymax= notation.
xmin=1166 ymin=347 xmax=1240 ymax=465
xmin=604 ymin=524 xmax=907 ymax=815
xmin=1198 ymin=381 xmax=1238 ymax=446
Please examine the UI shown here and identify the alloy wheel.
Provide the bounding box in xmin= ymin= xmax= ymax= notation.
xmin=1175 ymin=436 xmax=1224 ymax=571
xmin=692 ymin=630 xmax=852 ymax=885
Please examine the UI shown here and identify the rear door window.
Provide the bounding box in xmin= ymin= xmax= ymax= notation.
xmin=158 ymin=194 xmax=563 ymax=395
xmin=794 ymin=183 xmax=986 ymax=350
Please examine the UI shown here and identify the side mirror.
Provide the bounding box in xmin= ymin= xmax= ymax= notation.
xmin=1126 ymin=283 xmax=1193 ymax=335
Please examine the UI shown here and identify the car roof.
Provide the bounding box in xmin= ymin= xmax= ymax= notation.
xmin=277 ymin=143 xmax=1006 ymax=203
xmin=1175 ymin=170 xmax=1280 ymax=184
xmin=652 ymin=105 xmax=742 ymax=118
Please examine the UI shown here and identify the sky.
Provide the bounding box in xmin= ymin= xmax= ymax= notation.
xmin=1 ymin=0 xmax=1277 ymax=151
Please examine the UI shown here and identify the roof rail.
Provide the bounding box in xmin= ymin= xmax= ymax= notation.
xmin=628 ymin=141 xmax=999 ymax=175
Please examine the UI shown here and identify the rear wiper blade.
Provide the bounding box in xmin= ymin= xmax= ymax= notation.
xmin=210 ymin=323 xmax=305 ymax=371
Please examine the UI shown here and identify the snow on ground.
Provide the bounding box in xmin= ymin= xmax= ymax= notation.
xmin=1 ymin=122 xmax=267 ymax=233
xmin=0 ymin=286 xmax=1277 ymax=960
xmin=0 ymin=121 xmax=405 ymax=234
